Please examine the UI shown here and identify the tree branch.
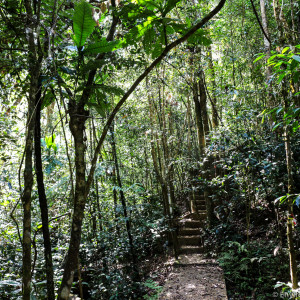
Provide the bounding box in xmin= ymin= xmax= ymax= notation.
xmin=249 ymin=0 xmax=271 ymax=44
xmin=85 ymin=0 xmax=227 ymax=196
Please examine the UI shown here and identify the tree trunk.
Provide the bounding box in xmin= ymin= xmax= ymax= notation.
xmin=21 ymin=82 xmax=36 ymax=300
xmin=283 ymin=97 xmax=298 ymax=289
xmin=208 ymin=48 xmax=219 ymax=128
xmin=58 ymin=102 xmax=89 ymax=300
xmin=259 ymin=0 xmax=275 ymax=106
xmin=34 ymin=86 xmax=55 ymax=300
xmin=199 ymin=71 xmax=210 ymax=136
xmin=193 ymin=80 xmax=205 ymax=156
xmin=110 ymin=124 xmax=140 ymax=280
xmin=147 ymin=86 xmax=178 ymax=258
xmin=22 ymin=0 xmax=41 ymax=297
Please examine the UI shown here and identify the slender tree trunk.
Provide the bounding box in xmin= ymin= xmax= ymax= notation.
xmin=259 ymin=0 xmax=275 ymax=106
xmin=273 ymin=0 xmax=294 ymax=45
xmin=21 ymin=85 xmax=36 ymax=300
xmin=259 ymin=0 xmax=271 ymax=60
xmin=22 ymin=0 xmax=41 ymax=297
xmin=199 ymin=71 xmax=210 ymax=136
xmin=34 ymin=86 xmax=55 ymax=300
xmin=187 ymin=95 xmax=192 ymax=156
xmin=112 ymin=168 xmax=120 ymax=235
xmin=58 ymin=102 xmax=89 ymax=300
xmin=283 ymin=97 xmax=298 ymax=289
xmin=208 ymin=48 xmax=219 ymax=128
xmin=110 ymin=124 xmax=140 ymax=280
xmin=193 ymin=80 xmax=205 ymax=156
xmin=147 ymin=86 xmax=178 ymax=258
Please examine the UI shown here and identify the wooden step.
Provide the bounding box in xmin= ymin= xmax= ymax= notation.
xmin=195 ymin=199 xmax=206 ymax=205
xmin=179 ymin=228 xmax=200 ymax=236
xmin=194 ymin=195 xmax=205 ymax=200
xmin=179 ymin=219 xmax=202 ymax=228
xmin=178 ymin=236 xmax=202 ymax=246
xmin=197 ymin=212 xmax=207 ymax=220
xmin=174 ymin=254 xmax=219 ymax=267
xmin=196 ymin=205 xmax=206 ymax=212
xmin=179 ymin=245 xmax=202 ymax=254
xmin=187 ymin=212 xmax=206 ymax=220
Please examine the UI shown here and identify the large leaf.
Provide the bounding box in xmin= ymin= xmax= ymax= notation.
xmin=87 ymin=90 xmax=110 ymax=117
xmin=93 ymin=84 xmax=125 ymax=96
xmin=292 ymin=55 xmax=300 ymax=63
xmin=41 ymin=91 xmax=55 ymax=110
xmin=85 ymin=38 xmax=122 ymax=54
xmin=187 ymin=29 xmax=212 ymax=46
xmin=73 ymin=1 xmax=96 ymax=47
xmin=163 ymin=0 xmax=181 ymax=16
xmin=143 ymin=26 xmax=156 ymax=54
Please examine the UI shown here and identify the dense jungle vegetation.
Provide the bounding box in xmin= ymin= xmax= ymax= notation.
xmin=0 ymin=0 xmax=300 ymax=299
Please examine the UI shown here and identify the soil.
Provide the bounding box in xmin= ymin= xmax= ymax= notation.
xmin=158 ymin=254 xmax=228 ymax=300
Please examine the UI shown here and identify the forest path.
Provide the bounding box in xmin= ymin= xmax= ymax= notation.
xmin=159 ymin=203 xmax=228 ymax=299
xmin=158 ymin=254 xmax=227 ymax=299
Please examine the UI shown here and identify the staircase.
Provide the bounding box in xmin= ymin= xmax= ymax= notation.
xmin=178 ymin=194 xmax=206 ymax=254
xmin=159 ymin=194 xmax=228 ymax=299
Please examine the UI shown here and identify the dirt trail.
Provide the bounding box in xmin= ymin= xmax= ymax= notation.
xmin=159 ymin=198 xmax=228 ymax=300
xmin=159 ymin=254 xmax=228 ymax=299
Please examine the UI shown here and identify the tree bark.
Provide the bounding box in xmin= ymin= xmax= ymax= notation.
xmin=193 ymin=80 xmax=205 ymax=156
xmin=21 ymin=84 xmax=36 ymax=300
xmin=283 ymin=97 xmax=298 ymax=289
xmin=57 ymin=102 xmax=89 ymax=300
xmin=199 ymin=71 xmax=210 ymax=136
xmin=22 ymin=0 xmax=41 ymax=296
xmin=110 ymin=124 xmax=139 ymax=280
xmin=208 ymin=48 xmax=219 ymax=128
xmin=34 ymin=86 xmax=55 ymax=300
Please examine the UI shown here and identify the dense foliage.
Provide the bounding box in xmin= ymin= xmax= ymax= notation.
xmin=0 ymin=0 xmax=299 ymax=299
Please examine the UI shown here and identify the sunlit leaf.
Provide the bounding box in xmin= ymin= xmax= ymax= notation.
xmin=85 ymin=38 xmax=121 ymax=54
xmin=73 ymin=1 xmax=96 ymax=47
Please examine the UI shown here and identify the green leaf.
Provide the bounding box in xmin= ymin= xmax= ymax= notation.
xmin=293 ymin=71 xmax=300 ymax=83
xmin=138 ymin=0 xmax=161 ymax=11
xmin=272 ymin=122 xmax=282 ymax=131
xmin=282 ymin=47 xmax=289 ymax=54
xmin=290 ymin=59 xmax=298 ymax=70
xmin=274 ymin=195 xmax=286 ymax=204
xmin=59 ymin=66 xmax=76 ymax=75
xmin=152 ymin=39 xmax=163 ymax=59
xmin=143 ymin=26 xmax=155 ymax=54
xmin=163 ymin=0 xmax=181 ymax=16
xmin=93 ymin=84 xmax=124 ymax=96
xmin=0 ymin=280 xmax=20 ymax=286
xmin=253 ymin=53 xmax=265 ymax=63
xmin=87 ymin=97 xmax=110 ymax=117
xmin=85 ymin=38 xmax=121 ymax=54
xmin=41 ymin=91 xmax=55 ymax=110
xmin=82 ymin=59 xmax=107 ymax=72
xmin=276 ymin=107 xmax=283 ymax=115
xmin=292 ymin=55 xmax=300 ymax=63
xmin=73 ymin=1 xmax=96 ymax=47
xmin=170 ymin=22 xmax=187 ymax=33
xmin=274 ymin=282 xmax=286 ymax=289
xmin=187 ymin=29 xmax=212 ymax=46
xmin=45 ymin=134 xmax=57 ymax=151
xmin=277 ymin=72 xmax=285 ymax=83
